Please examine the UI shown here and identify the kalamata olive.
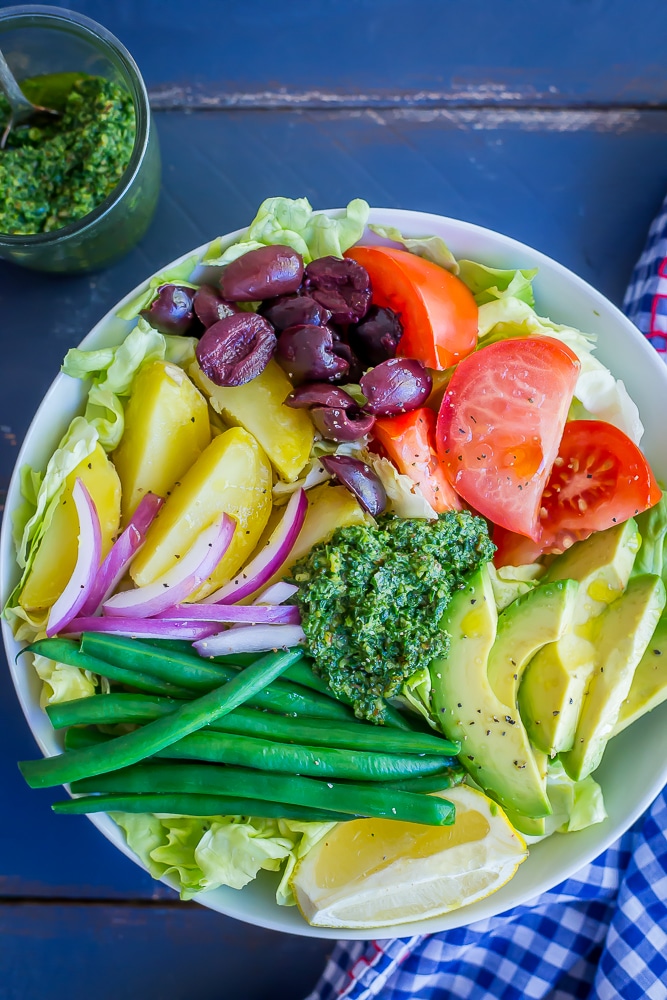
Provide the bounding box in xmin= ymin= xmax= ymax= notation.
xmin=259 ymin=293 xmax=331 ymax=332
xmin=220 ymin=244 xmax=304 ymax=301
xmin=310 ymin=406 xmax=375 ymax=443
xmin=303 ymin=256 xmax=372 ymax=325
xmin=285 ymin=383 xmax=357 ymax=409
xmin=140 ymin=284 xmax=196 ymax=336
xmin=349 ymin=305 xmax=402 ymax=366
xmin=196 ymin=312 xmax=277 ymax=387
xmin=319 ymin=454 xmax=387 ymax=516
xmin=275 ymin=324 xmax=349 ymax=384
xmin=193 ymin=285 xmax=240 ymax=329
xmin=360 ymin=358 xmax=433 ymax=416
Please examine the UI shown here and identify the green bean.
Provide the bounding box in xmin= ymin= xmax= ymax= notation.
xmin=24 ymin=639 xmax=193 ymax=699
xmin=156 ymin=730 xmax=453 ymax=781
xmin=19 ymin=648 xmax=301 ymax=789
xmin=389 ymin=769 xmax=466 ymax=793
xmin=47 ymin=693 xmax=459 ymax=755
xmin=53 ymin=792 xmax=352 ymax=823
xmin=70 ymin=762 xmax=455 ymax=825
xmin=80 ymin=633 xmax=355 ymax=722
xmin=64 ymin=726 xmax=113 ymax=750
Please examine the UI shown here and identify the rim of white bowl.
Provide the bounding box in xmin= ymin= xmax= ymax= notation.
xmin=2 ymin=206 xmax=667 ymax=939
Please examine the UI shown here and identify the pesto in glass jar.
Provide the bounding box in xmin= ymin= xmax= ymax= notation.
xmin=0 ymin=74 xmax=136 ymax=235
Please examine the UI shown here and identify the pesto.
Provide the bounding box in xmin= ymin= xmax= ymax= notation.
xmin=0 ymin=74 xmax=136 ymax=235
xmin=293 ymin=511 xmax=495 ymax=722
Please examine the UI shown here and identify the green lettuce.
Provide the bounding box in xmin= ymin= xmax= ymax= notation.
xmin=62 ymin=318 xmax=198 ymax=451
xmin=545 ymin=759 xmax=607 ymax=834
xmin=115 ymin=253 xmax=200 ymax=322
xmin=203 ymin=197 xmax=370 ymax=266
xmin=487 ymin=562 xmax=545 ymax=612
xmin=368 ymin=225 xmax=458 ymax=271
xmin=633 ymin=492 xmax=667 ymax=580
xmin=477 ymin=297 xmax=644 ymax=444
xmin=112 ymin=811 xmax=334 ymax=903
xmin=457 ymin=260 xmax=537 ymax=307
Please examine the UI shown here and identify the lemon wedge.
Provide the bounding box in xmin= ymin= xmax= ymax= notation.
xmin=290 ymin=785 xmax=528 ymax=929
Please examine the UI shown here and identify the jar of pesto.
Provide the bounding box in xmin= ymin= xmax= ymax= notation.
xmin=0 ymin=6 xmax=160 ymax=273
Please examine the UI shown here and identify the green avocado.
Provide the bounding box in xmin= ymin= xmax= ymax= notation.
xmin=519 ymin=520 xmax=640 ymax=755
xmin=611 ymin=613 xmax=667 ymax=737
xmin=430 ymin=564 xmax=551 ymax=824
xmin=561 ymin=573 xmax=666 ymax=781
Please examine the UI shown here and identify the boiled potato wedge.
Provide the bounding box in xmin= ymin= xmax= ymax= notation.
xmin=262 ymin=483 xmax=371 ymax=589
xmin=130 ymin=426 xmax=272 ymax=599
xmin=112 ymin=360 xmax=210 ymax=525
xmin=190 ymin=359 xmax=313 ymax=482
xmin=20 ymin=443 xmax=121 ymax=611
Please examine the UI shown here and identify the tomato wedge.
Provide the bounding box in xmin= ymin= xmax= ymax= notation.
xmin=493 ymin=419 xmax=661 ymax=564
xmin=345 ymin=245 xmax=478 ymax=370
xmin=373 ymin=407 xmax=462 ymax=513
xmin=436 ymin=336 xmax=580 ymax=539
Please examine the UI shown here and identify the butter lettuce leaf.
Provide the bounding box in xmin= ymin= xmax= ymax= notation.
xmin=477 ymin=296 xmax=644 ymax=444
xmin=457 ymin=260 xmax=537 ymax=307
xmin=62 ymin=318 xmax=198 ymax=450
xmin=115 ymin=253 xmax=200 ymax=322
xmin=545 ymin=759 xmax=607 ymax=834
xmin=112 ymin=812 xmax=333 ymax=903
xmin=203 ymin=197 xmax=369 ymax=266
xmin=368 ymin=225 xmax=458 ymax=272
xmin=633 ymin=492 xmax=667 ymax=580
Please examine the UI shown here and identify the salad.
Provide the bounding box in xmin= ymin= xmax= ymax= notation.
xmin=4 ymin=197 xmax=667 ymax=931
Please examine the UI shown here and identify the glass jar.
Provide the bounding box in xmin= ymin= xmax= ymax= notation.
xmin=0 ymin=5 xmax=161 ymax=273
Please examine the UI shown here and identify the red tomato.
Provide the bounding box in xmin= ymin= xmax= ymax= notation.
xmin=493 ymin=419 xmax=662 ymax=564
xmin=436 ymin=336 xmax=580 ymax=540
xmin=345 ymin=245 xmax=478 ymax=370
xmin=373 ymin=407 xmax=462 ymax=513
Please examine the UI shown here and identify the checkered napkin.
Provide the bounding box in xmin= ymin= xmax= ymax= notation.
xmin=306 ymin=212 xmax=667 ymax=1000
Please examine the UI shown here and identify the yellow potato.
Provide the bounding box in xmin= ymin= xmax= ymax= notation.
xmin=112 ymin=360 xmax=210 ymax=525
xmin=130 ymin=426 xmax=272 ymax=598
xmin=190 ymin=359 xmax=313 ymax=482
xmin=262 ymin=483 xmax=371 ymax=588
xmin=20 ymin=444 xmax=121 ymax=611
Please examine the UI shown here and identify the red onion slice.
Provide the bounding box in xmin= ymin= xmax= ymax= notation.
xmin=203 ymin=489 xmax=307 ymax=605
xmin=46 ymin=479 xmax=102 ymax=638
xmin=194 ymin=624 xmax=306 ymax=657
xmin=79 ymin=493 xmax=164 ymax=617
xmin=102 ymin=514 xmax=236 ymax=619
xmin=62 ymin=617 xmax=220 ymax=641
xmin=252 ymin=581 xmax=298 ymax=606
xmin=155 ymin=604 xmax=301 ymax=624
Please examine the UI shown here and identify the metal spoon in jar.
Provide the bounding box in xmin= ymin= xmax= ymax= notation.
xmin=0 ymin=47 xmax=60 ymax=149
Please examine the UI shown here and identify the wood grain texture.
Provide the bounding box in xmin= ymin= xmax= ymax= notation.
xmin=7 ymin=0 xmax=667 ymax=108
xmin=0 ymin=901 xmax=333 ymax=1000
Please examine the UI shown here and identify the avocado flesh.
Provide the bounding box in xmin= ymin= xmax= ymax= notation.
xmin=611 ymin=613 xmax=667 ymax=737
xmin=519 ymin=520 xmax=639 ymax=756
xmin=486 ymin=578 xmax=579 ymax=710
xmin=561 ymin=573 xmax=666 ymax=781
xmin=430 ymin=564 xmax=551 ymax=821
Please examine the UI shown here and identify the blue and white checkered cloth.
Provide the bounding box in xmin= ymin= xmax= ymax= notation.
xmin=307 ymin=206 xmax=667 ymax=1000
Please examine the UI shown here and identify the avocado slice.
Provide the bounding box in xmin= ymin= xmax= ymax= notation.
xmin=561 ymin=573 xmax=666 ymax=781
xmin=430 ymin=564 xmax=551 ymax=823
xmin=611 ymin=613 xmax=667 ymax=737
xmin=518 ymin=519 xmax=640 ymax=756
xmin=487 ymin=578 xmax=579 ymax=709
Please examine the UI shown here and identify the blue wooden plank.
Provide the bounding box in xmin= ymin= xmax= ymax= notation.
xmin=8 ymin=0 xmax=667 ymax=107
xmin=0 ymin=901 xmax=332 ymax=1000
xmin=1 ymin=106 xmax=667 ymax=902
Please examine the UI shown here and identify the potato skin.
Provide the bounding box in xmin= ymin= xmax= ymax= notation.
xmin=130 ymin=426 xmax=273 ymax=599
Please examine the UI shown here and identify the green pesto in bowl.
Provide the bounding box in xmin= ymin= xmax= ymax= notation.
xmin=0 ymin=72 xmax=135 ymax=235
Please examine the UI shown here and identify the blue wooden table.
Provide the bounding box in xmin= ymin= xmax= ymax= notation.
xmin=2 ymin=2 xmax=667 ymax=996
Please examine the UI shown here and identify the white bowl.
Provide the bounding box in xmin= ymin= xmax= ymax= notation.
xmin=3 ymin=208 xmax=667 ymax=941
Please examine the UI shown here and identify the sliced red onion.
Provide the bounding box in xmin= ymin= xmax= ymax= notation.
xmin=252 ymin=581 xmax=298 ymax=605
xmin=203 ymin=489 xmax=307 ymax=605
xmin=155 ymin=603 xmax=301 ymax=624
xmin=194 ymin=624 xmax=306 ymax=658
xmin=62 ymin=617 xmax=220 ymax=641
xmin=78 ymin=493 xmax=164 ymax=617
xmin=46 ymin=479 xmax=102 ymax=638
xmin=102 ymin=514 xmax=236 ymax=619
